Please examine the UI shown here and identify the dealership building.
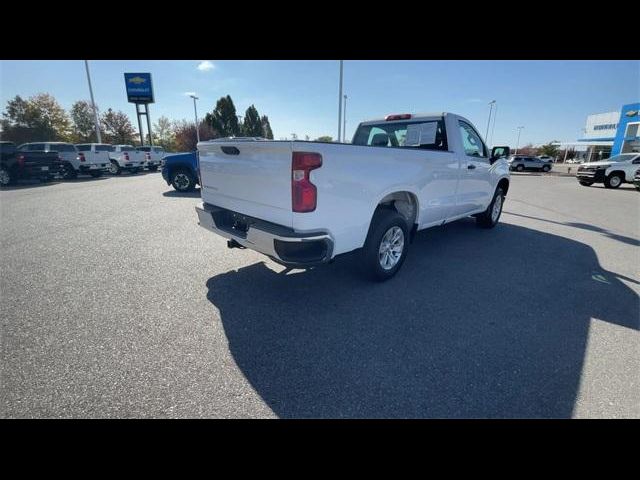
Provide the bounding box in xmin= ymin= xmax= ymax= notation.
xmin=555 ymin=102 xmax=640 ymax=161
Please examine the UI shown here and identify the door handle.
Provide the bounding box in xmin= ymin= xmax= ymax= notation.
xmin=467 ymin=164 xmax=476 ymax=169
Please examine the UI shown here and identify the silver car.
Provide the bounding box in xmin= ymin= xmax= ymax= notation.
xmin=508 ymin=155 xmax=552 ymax=172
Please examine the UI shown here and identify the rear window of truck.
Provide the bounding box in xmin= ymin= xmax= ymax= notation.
xmin=50 ymin=144 xmax=77 ymax=152
xmin=95 ymin=145 xmax=113 ymax=152
xmin=352 ymin=119 xmax=448 ymax=151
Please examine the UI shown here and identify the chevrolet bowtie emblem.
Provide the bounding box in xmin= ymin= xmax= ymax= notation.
xmin=128 ymin=76 xmax=146 ymax=84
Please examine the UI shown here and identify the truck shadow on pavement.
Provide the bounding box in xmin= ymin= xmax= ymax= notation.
xmin=162 ymin=188 xmax=201 ymax=198
xmin=205 ymin=219 xmax=639 ymax=418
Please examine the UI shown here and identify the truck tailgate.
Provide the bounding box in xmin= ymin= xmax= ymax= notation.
xmin=198 ymin=140 xmax=293 ymax=228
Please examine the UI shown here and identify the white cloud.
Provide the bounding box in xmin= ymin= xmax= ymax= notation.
xmin=197 ymin=61 xmax=215 ymax=72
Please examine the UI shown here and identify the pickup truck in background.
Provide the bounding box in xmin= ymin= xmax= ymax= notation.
xmin=109 ymin=145 xmax=144 ymax=175
xmin=195 ymin=112 xmax=510 ymax=281
xmin=1 ymin=141 xmax=64 ymax=186
xmin=137 ymin=145 xmax=165 ymax=171
xmin=161 ymin=151 xmax=200 ymax=192
xmin=75 ymin=143 xmax=112 ymax=177
xmin=576 ymin=153 xmax=640 ymax=188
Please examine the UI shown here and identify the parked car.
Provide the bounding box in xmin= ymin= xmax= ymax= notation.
xmin=136 ymin=145 xmax=165 ymax=171
xmin=109 ymin=145 xmax=144 ymax=175
xmin=75 ymin=143 xmax=112 ymax=177
xmin=576 ymin=153 xmax=640 ymax=188
xmin=1 ymin=141 xmax=64 ymax=186
xmin=508 ymin=155 xmax=552 ymax=172
xmin=17 ymin=142 xmax=86 ymax=179
xmin=195 ymin=112 xmax=511 ymax=281
xmin=161 ymin=151 xmax=199 ymax=192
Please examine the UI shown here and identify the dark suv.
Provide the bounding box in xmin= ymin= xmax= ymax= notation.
xmin=508 ymin=156 xmax=552 ymax=172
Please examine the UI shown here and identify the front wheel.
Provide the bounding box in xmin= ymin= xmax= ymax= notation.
xmin=360 ymin=209 xmax=409 ymax=282
xmin=476 ymin=187 xmax=505 ymax=228
xmin=542 ymin=165 xmax=550 ymax=172
xmin=61 ymin=164 xmax=77 ymax=179
xmin=604 ymin=173 xmax=622 ymax=189
xmin=516 ymin=164 xmax=524 ymax=172
xmin=171 ymin=168 xmax=196 ymax=192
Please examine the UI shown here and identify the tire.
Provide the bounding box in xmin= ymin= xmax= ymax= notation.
xmin=61 ymin=163 xmax=77 ymax=180
xmin=542 ymin=165 xmax=550 ymax=172
xmin=109 ymin=160 xmax=121 ymax=175
xmin=516 ymin=164 xmax=524 ymax=172
xmin=604 ymin=173 xmax=622 ymax=189
xmin=360 ymin=209 xmax=410 ymax=282
xmin=148 ymin=165 xmax=158 ymax=172
xmin=171 ymin=168 xmax=196 ymax=192
xmin=0 ymin=167 xmax=13 ymax=186
xmin=476 ymin=187 xmax=505 ymax=229
xmin=579 ymin=181 xmax=593 ymax=186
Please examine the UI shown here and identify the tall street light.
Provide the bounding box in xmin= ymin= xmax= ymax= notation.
xmin=515 ymin=126 xmax=524 ymax=155
xmin=190 ymin=94 xmax=200 ymax=144
xmin=338 ymin=60 xmax=343 ymax=142
xmin=490 ymin=102 xmax=498 ymax=146
xmin=485 ymin=100 xmax=496 ymax=144
xmin=343 ymin=95 xmax=348 ymax=143
xmin=84 ymin=60 xmax=102 ymax=143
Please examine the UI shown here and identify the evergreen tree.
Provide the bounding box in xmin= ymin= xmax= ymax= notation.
xmin=261 ymin=115 xmax=274 ymax=139
xmin=242 ymin=105 xmax=263 ymax=137
xmin=205 ymin=95 xmax=240 ymax=137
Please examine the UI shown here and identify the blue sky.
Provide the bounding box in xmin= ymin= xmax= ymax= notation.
xmin=1 ymin=60 xmax=638 ymax=146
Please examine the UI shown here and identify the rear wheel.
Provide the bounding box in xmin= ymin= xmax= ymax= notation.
xmin=516 ymin=164 xmax=524 ymax=172
xmin=171 ymin=168 xmax=196 ymax=192
xmin=579 ymin=181 xmax=593 ymax=186
xmin=109 ymin=160 xmax=121 ymax=175
xmin=476 ymin=187 xmax=505 ymax=228
xmin=0 ymin=168 xmax=13 ymax=186
xmin=542 ymin=165 xmax=550 ymax=172
xmin=61 ymin=163 xmax=77 ymax=179
xmin=604 ymin=173 xmax=622 ymax=189
xmin=360 ymin=209 xmax=409 ymax=281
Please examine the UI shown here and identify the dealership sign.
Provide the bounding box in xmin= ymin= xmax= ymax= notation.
xmin=124 ymin=73 xmax=154 ymax=103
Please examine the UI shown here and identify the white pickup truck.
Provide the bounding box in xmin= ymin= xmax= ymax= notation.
xmin=576 ymin=153 xmax=640 ymax=188
xmin=196 ymin=112 xmax=511 ymax=280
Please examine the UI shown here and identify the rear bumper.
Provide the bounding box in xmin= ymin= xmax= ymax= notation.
xmin=79 ymin=163 xmax=109 ymax=172
xmin=22 ymin=164 xmax=63 ymax=177
xmin=195 ymin=202 xmax=334 ymax=267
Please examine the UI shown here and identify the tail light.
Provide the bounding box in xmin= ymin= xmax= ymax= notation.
xmin=123 ymin=152 xmax=130 ymax=161
xmin=385 ymin=114 xmax=412 ymax=121
xmin=17 ymin=154 xmax=25 ymax=168
xmin=292 ymin=152 xmax=322 ymax=212
xmin=78 ymin=152 xmax=86 ymax=162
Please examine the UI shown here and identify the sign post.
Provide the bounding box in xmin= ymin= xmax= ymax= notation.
xmin=124 ymin=73 xmax=154 ymax=146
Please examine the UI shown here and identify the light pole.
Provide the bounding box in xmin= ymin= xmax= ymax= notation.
xmin=190 ymin=94 xmax=200 ymax=144
xmin=490 ymin=102 xmax=498 ymax=146
xmin=338 ymin=60 xmax=343 ymax=142
xmin=84 ymin=60 xmax=102 ymax=143
xmin=343 ymin=95 xmax=348 ymax=143
xmin=485 ymin=100 xmax=496 ymax=144
xmin=515 ymin=126 xmax=524 ymax=155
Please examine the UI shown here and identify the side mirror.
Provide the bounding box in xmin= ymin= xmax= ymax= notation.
xmin=490 ymin=146 xmax=510 ymax=164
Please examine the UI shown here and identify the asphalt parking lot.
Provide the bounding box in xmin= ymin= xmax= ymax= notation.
xmin=1 ymin=172 xmax=638 ymax=418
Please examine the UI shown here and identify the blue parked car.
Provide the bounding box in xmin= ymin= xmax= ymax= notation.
xmin=161 ymin=151 xmax=199 ymax=192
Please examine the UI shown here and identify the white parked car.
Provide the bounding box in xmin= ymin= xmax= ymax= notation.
xmin=136 ymin=145 xmax=165 ymax=171
xmin=109 ymin=145 xmax=144 ymax=175
xmin=195 ymin=112 xmax=511 ymax=281
xmin=75 ymin=143 xmax=112 ymax=177
xmin=576 ymin=153 xmax=640 ymax=188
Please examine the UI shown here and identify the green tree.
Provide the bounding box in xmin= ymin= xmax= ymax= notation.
xmin=1 ymin=93 xmax=71 ymax=143
xmin=261 ymin=115 xmax=273 ymax=139
xmin=539 ymin=141 xmax=560 ymax=158
xmin=314 ymin=136 xmax=333 ymax=142
xmin=153 ymin=115 xmax=174 ymax=149
xmin=101 ymin=108 xmax=137 ymax=144
xmin=205 ymin=95 xmax=240 ymax=137
xmin=70 ymin=100 xmax=101 ymax=143
xmin=241 ymin=105 xmax=263 ymax=137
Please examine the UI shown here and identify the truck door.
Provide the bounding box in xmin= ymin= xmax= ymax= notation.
xmin=454 ymin=120 xmax=493 ymax=215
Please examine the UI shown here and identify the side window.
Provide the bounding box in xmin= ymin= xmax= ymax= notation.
xmin=458 ymin=121 xmax=486 ymax=158
xmin=31 ymin=143 xmax=46 ymax=151
xmin=633 ymin=158 xmax=640 ymax=164
xmin=77 ymin=145 xmax=90 ymax=152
